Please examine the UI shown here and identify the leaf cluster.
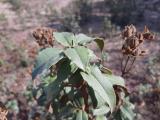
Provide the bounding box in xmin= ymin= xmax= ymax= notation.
xmin=32 ymin=31 xmax=134 ymax=120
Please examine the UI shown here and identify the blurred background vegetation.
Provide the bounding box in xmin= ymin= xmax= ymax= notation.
xmin=0 ymin=0 xmax=159 ymax=119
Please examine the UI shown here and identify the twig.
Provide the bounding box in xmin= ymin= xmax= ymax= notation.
xmin=121 ymin=56 xmax=130 ymax=77
xmin=126 ymin=57 xmax=136 ymax=74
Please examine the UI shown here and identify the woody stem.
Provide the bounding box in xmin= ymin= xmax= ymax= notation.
xmin=126 ymin=57 xmax=136 ymax=73
xmin=122 ymin=56 xmax=130 ymax=77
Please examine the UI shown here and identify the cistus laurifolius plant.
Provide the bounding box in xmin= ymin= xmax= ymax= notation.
xmin=32 ymin=28 xmax=135 ymax=120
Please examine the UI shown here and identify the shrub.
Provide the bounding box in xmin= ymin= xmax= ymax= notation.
xmin=103 ymin=17 xmax=119 ymax=37
xmin=105 ymin=0 xmax=144 ymax=26
xmin=61 ymin=0 xmax=92 ymax=33
xmin=32 ymin=28 xmax=134 ymax=120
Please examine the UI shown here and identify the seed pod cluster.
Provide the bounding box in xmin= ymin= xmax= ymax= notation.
xmin=122 ymin=25 xmax=154 ymax=56
xmin=32 ymin=27 xmax=57 ymax=48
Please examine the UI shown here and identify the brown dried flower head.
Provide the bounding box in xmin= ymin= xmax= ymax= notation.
xmin=32 ymin=27 xmax=57 ymax=48
xmin=122 ymin=25 xmax=154 ymax=56
xmin=122 ymin=24 xmax=136 ymax=40
xmin=143 ymin=26 xmax=155 ymax=40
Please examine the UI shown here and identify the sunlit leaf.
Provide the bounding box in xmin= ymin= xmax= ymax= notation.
xmin=41 ymin=75 xmax=57 ymax=86
xmin=81 ymin=66 xmax=116 ymax=112
xmin=64 ymin=46 xmax=90 ymax=71
xmin=103 ymin=75 xmax=125 ymax=87
xmin=75 ymin=33 xmax=94 ymax=45
xmin=75 ymin=33 xmax=104 ymax=51
xmin=96 ymin=115 xmax=107 ymax=120
xmin=54 ymin=32 xmax=75 ymax=47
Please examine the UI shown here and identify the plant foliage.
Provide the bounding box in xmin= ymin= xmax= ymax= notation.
xmin=32 ymin=31 xmax=135 ymax=120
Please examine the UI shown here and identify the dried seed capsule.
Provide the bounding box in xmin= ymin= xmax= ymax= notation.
xmin=32 ymin=27 xmax=57 ymax=48
xmin=137 ymin=33 xmax=144 ymax=43
xmin=130 ymin=24 xmax=137 ymax=34
xmin=143 ymin=33 xmax=155 ymax=40
xmin=139 ymin=50 xmax=147 ymax=56
xmin=143 ymin=26 xmax=155 ymax=40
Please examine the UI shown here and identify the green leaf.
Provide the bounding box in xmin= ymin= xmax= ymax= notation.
xmin=120 ymin=98 xmax=135 ymax=120
xmin=45 ymin=80 xmax=60 ymax=103
xmin=75 ymin=33 xmax=94 ymax=45
xmin=90 ymin=66 xmax=116 ymax=110
xmin=74 ymin=94 xmax=85 ymax=108
xmin=75 ymin=110 xmax=88 ymax=120
xmin=75 ymin=33 xmax=104 ymax=51
xmin=94 ymin=91 xmax=107 ymax=107
xmin=94 ymin=38 xmax=104 ymax=51
xmin=54 ymin=32 xmax=104 ymax=51
xmin=100 ymin=66 xmax=112 ymax=75
xmin=88 ymin=49 xmax=99 ymax=62
xmin=81 ymin=66 xmax=116 ymax=112
xmin=32 ymin=48 xmax=64 ymax=79
xmin=104 ymin=75 xmax=129 ymax=96
xmin=46 ymin=59 xmax=72 ymax=102
xmin=103 ymin=75 xmax=125 ymax=87
xmin=64 ymin=46 xmax=90 ymax=71
xmin=114 ymin=98 xmax=135 ymax=120
xmin=70 ymin=62 xmax=78 ymax=74
xmin=54 ymin=32 xmax=75 ymax=47
xmin=6 ymin=100 xmax=19 ymax=113
xmin=41 ymin=75 xmax=57 ymax=86
xmin=96 ymin=116 xmax=107 ymax=120
xmin=93 ymin=106 xmax=110 ymax=116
